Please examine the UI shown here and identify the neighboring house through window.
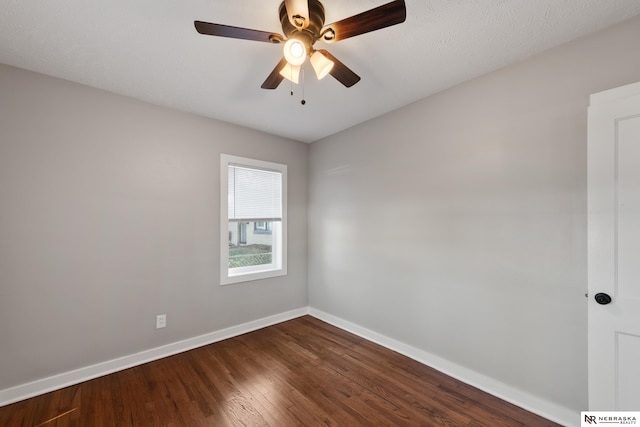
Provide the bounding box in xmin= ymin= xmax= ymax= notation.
xmin=220 ymin=154 xmax=287 ymax=285
xmin=254 ymin=221 xmax=272 ymax=234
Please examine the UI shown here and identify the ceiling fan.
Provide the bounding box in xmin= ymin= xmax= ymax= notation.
xmin=194 ymin=0 xmax=407 ymax=89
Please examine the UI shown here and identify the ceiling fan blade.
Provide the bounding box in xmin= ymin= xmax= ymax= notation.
xmin=318 ymin=50 xmax=361 ymax=88
xmin=284 ymin=0 xmax=310 ymax=29
xmin=261 ymin=58 xmax=289 ymax=89
xmin=194 ymin=21 xmax=283 ymax=43
xmin=321 ymin=0 xmax=406 ymax=42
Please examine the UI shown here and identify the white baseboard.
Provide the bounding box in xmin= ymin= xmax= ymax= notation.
xmin=0 ymin=307 xmax=309 ymax=407
xmin=308 ymin=307 xmax=578 ymax=427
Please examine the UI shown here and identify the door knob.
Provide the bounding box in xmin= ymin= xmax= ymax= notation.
xmin=594 ymin=293 xmax=612 ymax=305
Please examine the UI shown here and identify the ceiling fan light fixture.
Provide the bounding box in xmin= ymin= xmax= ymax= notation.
xmin=279 ymin=63 xmax=301 ymax=84
xmin=283 ymin=38 xmax=307 ymax=66
xmin=196 ymin=0 xmax=408 ymax=89
xmin=310 ymin=50 xmax=334 ymax=80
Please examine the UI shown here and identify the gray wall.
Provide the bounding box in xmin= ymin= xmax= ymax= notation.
xmin=0 ymin=63 xmax=308 ymax=390
xmin=308 ymin=16 xmax=640 ymax=413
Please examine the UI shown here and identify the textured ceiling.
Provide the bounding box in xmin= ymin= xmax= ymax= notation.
xmin=1 ymin=0 xmax=639 ymax=143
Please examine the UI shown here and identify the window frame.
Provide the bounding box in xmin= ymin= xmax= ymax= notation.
xmin=220 ymin=154 xmax=287 ymax=285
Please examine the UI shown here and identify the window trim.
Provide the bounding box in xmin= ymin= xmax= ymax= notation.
xmin=220 ymin=154 xmax=287 ymax=285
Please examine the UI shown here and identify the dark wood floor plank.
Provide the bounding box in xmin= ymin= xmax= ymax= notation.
xmin=0 ymin=316 xmax=560 ymax=426
xmin=274 ymin=318 xmax=479 ymax=425
xmin=209 ymin=341 xmax=303 ymax=426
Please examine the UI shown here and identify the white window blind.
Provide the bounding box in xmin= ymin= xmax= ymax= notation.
xmin=228 ymin=164 xmax=282 ymax=222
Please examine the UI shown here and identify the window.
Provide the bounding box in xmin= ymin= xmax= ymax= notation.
xmin=220 ymin=154 xmax=287 ymax=285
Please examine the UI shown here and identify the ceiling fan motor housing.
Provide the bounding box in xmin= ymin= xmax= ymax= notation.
xmin=279 ymin=0 xmax=326 ymax=48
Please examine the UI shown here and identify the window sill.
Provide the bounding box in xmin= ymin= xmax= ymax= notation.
xmin=220 ymin=268 xmax=287 ymax=286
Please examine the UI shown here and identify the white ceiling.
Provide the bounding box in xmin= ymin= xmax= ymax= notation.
xmin=1 ymin=1 xmax=639 ymax=143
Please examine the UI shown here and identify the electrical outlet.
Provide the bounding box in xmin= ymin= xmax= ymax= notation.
xmin=156 ymin=314 xmax=166 ymax=329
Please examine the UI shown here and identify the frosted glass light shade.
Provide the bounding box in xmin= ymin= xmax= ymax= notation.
xmin=279 ymin=63 xmax=301 ymax=84
xmin=283 ymin=39 xmax=307 ymax=66
xmin=310 ymin=51 xmax=334 ymax=80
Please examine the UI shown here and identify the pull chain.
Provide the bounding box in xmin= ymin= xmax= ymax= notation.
xmin=290 ymin=66 xmax=294 ymax=96
xmin=301 ymin=67 xmax=306 ymax=105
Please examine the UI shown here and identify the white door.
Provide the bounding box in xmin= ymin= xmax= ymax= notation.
xmin=588 ymin=81 xmax=640 ymax=410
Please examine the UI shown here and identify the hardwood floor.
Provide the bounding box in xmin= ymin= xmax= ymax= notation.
xmin=0 ymin=316 xmax=559 ymax=426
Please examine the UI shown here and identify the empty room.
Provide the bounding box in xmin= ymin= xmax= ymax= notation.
xmin=1 ymin=1 xmax=640 ymax=426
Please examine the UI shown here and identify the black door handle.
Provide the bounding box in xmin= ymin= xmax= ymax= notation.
xmin=594 ymin=293 xmax=612 ymax=305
